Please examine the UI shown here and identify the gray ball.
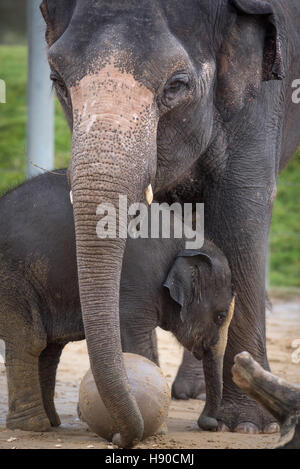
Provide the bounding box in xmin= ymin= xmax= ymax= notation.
xmin=78 ymin=353 xmax=170 ymax=442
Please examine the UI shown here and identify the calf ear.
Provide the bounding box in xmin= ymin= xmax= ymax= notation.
xmin=163 ymin=250 xmax=212 ymax=323
xmin=217 ymin=0 xmax=285 ymax=119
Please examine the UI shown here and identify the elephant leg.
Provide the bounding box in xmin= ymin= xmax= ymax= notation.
xmin=205 ymin=171 xmax=279 ymax=434
xmin=122 ymin=326 xmax=159 ymax=366
xmin=5 ymin=344 xmax=50 ymax=432
xmin=172 ymin=349 xmax=206 ymax=400
xmin=39 ymin=342 xmax=65 ymax=427
xmin=2 ymin=300 xmax=50 ymax=432
xmin=120 ymin=302 xmax=159 ymax=365
xmin=122 ymin=331 xmax=159 ymax=366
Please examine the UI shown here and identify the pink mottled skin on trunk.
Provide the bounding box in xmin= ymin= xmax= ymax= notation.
xmin=69 ymin=62 xmax=158 ymax=448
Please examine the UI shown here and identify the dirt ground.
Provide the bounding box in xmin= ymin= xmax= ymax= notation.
xmin=0 ymin=295 xmax=299 ymax=450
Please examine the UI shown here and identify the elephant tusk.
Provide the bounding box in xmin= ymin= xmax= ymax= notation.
xmin=145 ymin=184 xmax=153 ymax=206
xmin=70 ymin=191 xmax=73 ymax=205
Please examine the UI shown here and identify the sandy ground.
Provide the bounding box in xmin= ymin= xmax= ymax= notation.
xmin=0 ymin=296 xmax=299 ymax=450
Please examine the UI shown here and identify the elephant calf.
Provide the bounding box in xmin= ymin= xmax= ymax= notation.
xmin=0 ymin=171 xmax=234 ymax=433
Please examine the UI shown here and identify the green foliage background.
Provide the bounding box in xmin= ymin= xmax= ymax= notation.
xmin=0 ymin=46 xmax=299 ymax=287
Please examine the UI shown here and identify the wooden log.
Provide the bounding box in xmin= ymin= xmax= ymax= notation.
xmin=232 ymin=351 xmax=300 ymax=449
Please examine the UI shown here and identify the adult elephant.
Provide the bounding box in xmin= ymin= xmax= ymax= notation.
xmin=41 ymin=0 xmax=300 ymax=447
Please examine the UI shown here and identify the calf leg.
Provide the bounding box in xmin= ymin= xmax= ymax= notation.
xmin=39 ymin=343 xmax=65 ymax=427
xmin=1 ymin=299 xmax=50 ymax=432
xmin=122 ymin=327 xmax=159 ymax=366
xmin=6 ymin=344 xmax=50 ymax=431
xmin=172 ymin=349 xmax=206 ymax=400
xmin=120 ymin=303 xmax=159 ymax=365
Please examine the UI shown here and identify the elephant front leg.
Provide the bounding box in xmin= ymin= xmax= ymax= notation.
xmin=39 ymin=342 xmax=66 ymax=427
xmin=205 ymin=178 xmax=279 ymax=434
xmin=172 ymin=349 xmax=206 ymax=400
xmin=5 ymin=344 xmax=51 ymax=432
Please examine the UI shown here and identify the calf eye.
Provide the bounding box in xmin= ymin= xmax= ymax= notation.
xmin=215 ymin=312 xmax=227 ymax=325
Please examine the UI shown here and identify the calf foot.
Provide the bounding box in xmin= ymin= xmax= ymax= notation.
xmin=7 ymin=408 xmax=51 ymax=432
xmin=5 ymin=345 xmax=51 ymax=433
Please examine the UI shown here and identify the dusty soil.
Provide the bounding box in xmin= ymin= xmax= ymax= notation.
xmin=0 ymin=297 xmax=299 ymax=450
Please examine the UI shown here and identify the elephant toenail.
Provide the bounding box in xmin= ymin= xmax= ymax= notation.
xmin=264 ymin=422 xmax=280 ymax=434
xmin=234 ymin=422 xmax=259 ymax=434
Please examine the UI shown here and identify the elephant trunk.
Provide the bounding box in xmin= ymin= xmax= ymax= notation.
xmin=69 ymin=65 xmax=157 ymax=448
xmin=198 ymin=297 xmax=235 ymax=431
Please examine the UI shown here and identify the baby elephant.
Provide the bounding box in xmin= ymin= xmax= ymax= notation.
xmin=0 ymin=171 xmax=234 ymax=433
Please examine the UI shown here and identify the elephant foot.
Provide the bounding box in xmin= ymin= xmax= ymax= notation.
xmin=172 ymin=378 xmax=206 ymax=400
xmin=172 ymin=380 xmax=206 ymax=400
xmin=216 ymin=397 xmax=280 ymax=434
xmin=198 ymin=414 xmax=218 ymax=431
xmin=7 ymin=409 xmax=51 ymax=432
xmin=172 ymin=350 xmax=206 ymax=400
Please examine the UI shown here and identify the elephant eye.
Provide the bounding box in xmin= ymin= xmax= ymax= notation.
xmin=215 ymin=312 xmax=226 ymax=326
xmin=162 ymin=73 xmax=190 ymax=108
xmin=50 ymin=71 xmax=69 ymax=104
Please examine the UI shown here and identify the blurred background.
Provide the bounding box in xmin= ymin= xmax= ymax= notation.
xmin=0 ymin=0 xmax=299 ymax=289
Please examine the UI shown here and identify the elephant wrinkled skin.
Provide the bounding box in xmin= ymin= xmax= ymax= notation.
xmin=0 ymin=172 xmax=233 ymax=434
xmin=40 ymin=0 xmax=300 ymax=445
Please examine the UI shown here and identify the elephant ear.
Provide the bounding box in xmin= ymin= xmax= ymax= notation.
xmin=40 ymin=0 xmax=76 ymax=47
xmin=217 ymin=0 xmax=285 ymax=119
xmin=163 ymin=250 xmax=212 ymax=323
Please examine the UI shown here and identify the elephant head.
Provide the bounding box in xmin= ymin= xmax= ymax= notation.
xmin=164 ymin=244 xmax=234 ymax=430
xmin=41 ymin=0 xmax=284 ymax=447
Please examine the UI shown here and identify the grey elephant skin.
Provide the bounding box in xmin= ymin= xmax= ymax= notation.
xmin=40 ymin=0 xmax=300 ymax=445
xmin=0 ymin=172 xmax=233 ymax=433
